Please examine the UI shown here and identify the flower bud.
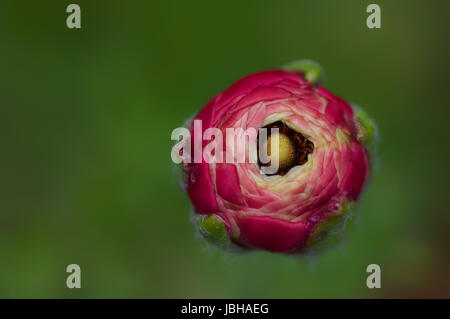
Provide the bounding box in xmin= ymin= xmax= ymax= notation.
xmin=175 ymin=61 xmax=377 ymax=254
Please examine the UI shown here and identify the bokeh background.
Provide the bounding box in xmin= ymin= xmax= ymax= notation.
xmin=1 ymin=0 xmax=449 ymax=298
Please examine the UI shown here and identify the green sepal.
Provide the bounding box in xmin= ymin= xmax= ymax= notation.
xmin=303 ymin=199 xmax=357 ymax=255
xmin=196 ymin=214 xmax=230 ymax=249
xmin=353 ymin=104 xmax=378 ymax=155
xmin=282 ymin=59 xmax=323 ymax=85
xmin=352 ymin=104 xmax=379 ymax=175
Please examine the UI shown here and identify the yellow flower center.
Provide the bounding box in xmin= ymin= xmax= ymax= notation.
xmin=264 ymin=133 xmax=296 ymax=170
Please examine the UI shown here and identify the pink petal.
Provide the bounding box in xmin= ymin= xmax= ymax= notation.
xmin=234 ymin=215 xmax=309 ymax=252
xmin=216 ymin=70 xmax=303 ymax=109
xmin=340 ymin=142 xmax=369 ymax=200
xmin=316 ymin=87 xmax=354 ymax=116
xmin=215 ymin=164 xmax=244 ymax=205
xmin=187 ymin=163 xmax=218 ymax=214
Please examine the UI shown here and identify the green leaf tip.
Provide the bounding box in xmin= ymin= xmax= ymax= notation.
xmin=282 ymin=59 xmax=323 ymax=85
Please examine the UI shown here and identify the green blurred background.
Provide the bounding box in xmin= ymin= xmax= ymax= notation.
xmin=1 ymin=0 xmax=449 ymax=298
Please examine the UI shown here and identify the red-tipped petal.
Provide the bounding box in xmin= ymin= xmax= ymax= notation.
xmin=234 ymin=215 xmax=309 ymax=252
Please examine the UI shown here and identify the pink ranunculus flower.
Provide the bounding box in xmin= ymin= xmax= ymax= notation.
xmin=175 ymin=60 xmax=377 ymax=254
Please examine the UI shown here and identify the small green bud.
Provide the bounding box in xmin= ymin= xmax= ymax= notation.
xmin=196 ymin=214 xmax=230 ymax=248
xmin=282 ymin=59 xmax=323 ymax=85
